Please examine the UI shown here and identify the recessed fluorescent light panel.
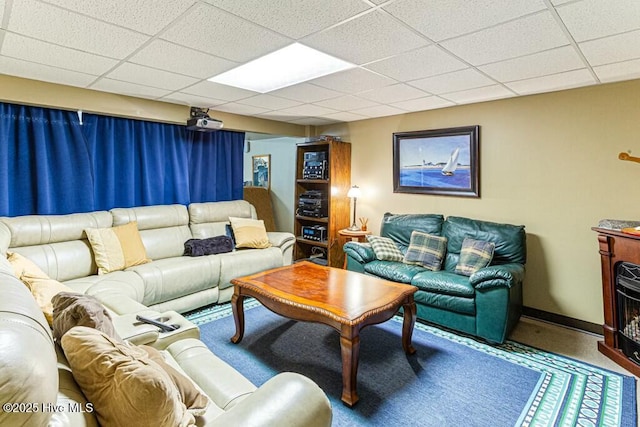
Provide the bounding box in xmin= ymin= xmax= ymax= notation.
xmin=208 ymin=43 xmax=355 ymax=93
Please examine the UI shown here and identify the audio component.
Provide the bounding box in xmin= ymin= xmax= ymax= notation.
xmin=298 ymin=190 xmax=327 ymax=218
xmin=303 ymin=151 xmax=328 ymax=179
xmin=301 ymin=225 xmax=327 ymax=242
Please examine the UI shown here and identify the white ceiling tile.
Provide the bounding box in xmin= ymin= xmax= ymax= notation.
xmin=90 ymin=78 xmax=171 ymax=99
xmin=506 ymin=69 xmax=596 ymax=95
xmin=257 ymin=111 xmax=305 ymax=122
xmin=365 ymin=46 xmax=467 ymax=82
xmin=161 ymin=3 xmax=292 ymax=63
xmin=269 ymin=83 xmax=343 ymax=103
xmin=358 ymin=83 xmax=429 ymax=103
xmin=0 ymin=56 xmax=96 ymax=88
xmin=7 ymin=0 xmax=149 ymax=59
xmin=181 ymin=81 xmax=257 ymax=102
xmin=441 ymin=12 xmax=570 ymax=66
xmin=0 ymin=1 xmax=5 ymax=23
xmin=594 ymin=59 xmax=640 ymax=83
xmin=288 ymin=117 xmax=337 ymax=126
xmin=210 ymin=103 xmax=270 ymax=116
xmin=203 ymin=0 xmax=370 ymax=39
xmin=160 ymin=93 xmax=228 ymax=108
xmin=1 ymin=32 xmax=118 ymax=75
xmin=238 ymin=94 xmax=302 ymax=110
xmin=479 ymin=46 xmax=585 ymax=82
xmin=310 ymin=67 xmax=395 ymax=93
xmin=351 ymin=104 xmax=406 ymax=118
xmin=106 ymin=63 xmax=198 ymax=91
xmin=315 ymin=95 xmax=378 ymax=111
xmin=129 ymin=40 xmax=238 ymax=79
xmin=550 ymin=0 xmax=573 ymax=4
xmin=384 ymin=0 xmax=546 ymax=41
xmin=579 ymin=30 xmax=640 ymax=66
xmin=302 ymin=10 xmax=429 ymax=65
xmin=391 ymin=96 xmax=455 ymax=112
xmin=41 ymin=0 xmax=195 ymax=35
xmin=276 ymin=104 xmax=339 ymax=117
xmin=409 ymin=68 xmax=494 ymax=94
xmin=441 ymin=85 xmax=515 ymax=104
xmin=556 ymin=0 xmax=640 ymax=42
xmin=321 ymin=111 xmax=369 ymax=122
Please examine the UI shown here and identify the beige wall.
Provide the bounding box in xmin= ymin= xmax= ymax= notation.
xmin=319 ymin=79 xmax=640 ymax=325
xmin=0 ymin=74 xmax=308 ymax=136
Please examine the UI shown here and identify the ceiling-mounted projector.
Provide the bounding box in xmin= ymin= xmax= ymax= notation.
xmin=186 ymin=106 xmax=223 ymax=132
xmin=186 ymin=117 xmax=223 ymax=131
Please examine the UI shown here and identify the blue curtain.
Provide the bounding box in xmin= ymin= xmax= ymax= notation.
xmin=0 ymin=104 xmax=94 ymax=216
xmin=188 ymin=130 xmax=244 ymax=203
xmin=0 ymin=103 xmax=244 ymax=217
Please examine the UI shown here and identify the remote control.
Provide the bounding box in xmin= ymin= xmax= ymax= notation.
xmin=135 ymin=315 xmax=179 ymax=333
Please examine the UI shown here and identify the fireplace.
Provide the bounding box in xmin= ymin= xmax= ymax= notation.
xmin=593 ymin=226 xmax=640 ymax=376
xmin=616 ymin=262 xmax=640 ymax=365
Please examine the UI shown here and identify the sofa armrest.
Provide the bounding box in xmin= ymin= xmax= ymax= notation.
xmin=267 ymin=232 xmax=295 ymax=248
xmin=210 ymin=372 xmax=332 ymax=427
xmin=343 ymin=242 xmax=375 ymax=264
xmin=470 ymin=263 xmax=525 ymax=290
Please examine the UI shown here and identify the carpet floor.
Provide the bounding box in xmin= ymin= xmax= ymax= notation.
xmin=187 ymin=301 xmax=637 ymax=427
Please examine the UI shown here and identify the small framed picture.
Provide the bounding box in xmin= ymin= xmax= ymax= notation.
xmin=252 ymin=154 xmax=270 ymax=189
xmin=393 ymin=126 xmax=479 ymax=197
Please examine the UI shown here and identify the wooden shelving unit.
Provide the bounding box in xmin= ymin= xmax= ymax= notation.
xmin=294 ymin=138 xmax=351 ymax=268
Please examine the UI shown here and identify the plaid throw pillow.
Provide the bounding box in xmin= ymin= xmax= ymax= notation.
xmin=403 ymin=231 xmax=447 ymax=271
xmin=455 ymin=238 xmax=495 ymax=276
xmin=366 ymin=235 xmax=404 ymax=262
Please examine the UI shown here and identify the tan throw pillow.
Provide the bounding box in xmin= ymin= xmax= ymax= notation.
xmin=85 ymin=221 xmax=150 ymax=275
xmin=51 ymin=292 xmax=121 ymax=342
xmin=141 ymin=345 xmax=210 ymax=415
xmin=229 ymin=217 xmax=272 ymax=249
xmin=61 ymin=326 xmax=197 ymax=427
xmin=6 ymin=251 xmax=73 ymax=325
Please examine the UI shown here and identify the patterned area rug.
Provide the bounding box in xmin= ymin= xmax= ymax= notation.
xmin=187 ymin=301 xmax=637 ymax=427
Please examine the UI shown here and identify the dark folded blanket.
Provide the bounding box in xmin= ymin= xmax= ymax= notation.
xmin=184 ymin=236 xmax=234 ymax=257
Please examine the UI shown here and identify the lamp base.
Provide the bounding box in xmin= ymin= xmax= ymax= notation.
xmin=347 ymin=224 xmax=361 ymax=231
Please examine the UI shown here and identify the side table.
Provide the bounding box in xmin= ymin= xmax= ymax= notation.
xmin=338 ymin=229 xmax=372 ymax=268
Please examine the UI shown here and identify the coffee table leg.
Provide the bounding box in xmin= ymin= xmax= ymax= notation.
xmin=402 ymin=296 xmax=417 ymax=355
xmin=231 ymin=289 xmax=245 ymax=344
xmin=340 ymin=327 xmax=360 ymax=407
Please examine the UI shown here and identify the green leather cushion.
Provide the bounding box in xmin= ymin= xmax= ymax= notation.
xmin=364 ymin=261 xmax=425 ymax=284
xmin=443 ymin=216 xmax=526 ymax=265
xmin=414 ymin=290 xmax=475 ymax=315
xmin=380 ymin=213 xmax=445 ymax=250
xmin=411 ymin=270 xmax=475 ymax=297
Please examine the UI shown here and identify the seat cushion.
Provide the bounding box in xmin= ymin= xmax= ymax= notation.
xmin=415 ymin=290 xmax=476 ymax=315
xmin=128 ymin=256 xmax=221 ymax=307
xmin=411 ymin=270 xmax=475 ymax=297
xmin=364 ymin=260 xmax=425 ymax=283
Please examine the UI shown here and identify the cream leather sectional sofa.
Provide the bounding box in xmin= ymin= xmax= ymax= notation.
xmin=0 ymin=200 xmax=293 ymax=315
xmin=0 ymin=200 xmax=333 ymax=426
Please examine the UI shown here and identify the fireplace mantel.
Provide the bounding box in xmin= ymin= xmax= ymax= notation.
xmin=593 ymin=227 xmax=640 ymax=376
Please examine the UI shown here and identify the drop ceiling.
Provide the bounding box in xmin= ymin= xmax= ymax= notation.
xmin=1 ymin=0 xmax=639 ymax=126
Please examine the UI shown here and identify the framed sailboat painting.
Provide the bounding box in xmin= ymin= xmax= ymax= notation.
xmin=393 ymin=126 xmax=480 ymax=197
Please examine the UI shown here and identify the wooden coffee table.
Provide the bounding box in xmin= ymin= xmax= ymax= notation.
xmin=230 ymin=261 xmax=417 ymax=407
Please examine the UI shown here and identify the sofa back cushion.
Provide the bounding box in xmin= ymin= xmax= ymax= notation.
xmin=380 ymin=213 xmax=445 ymax=251
xmin=111 ymin=205 xmax=191 ymax=261
xmin=188 ymin=200 xmax=257 ymax=239
xmin=442 ymin=216 xmax=526 ymax=272
xmin=0 ymin=211 xmax=112 ymax=281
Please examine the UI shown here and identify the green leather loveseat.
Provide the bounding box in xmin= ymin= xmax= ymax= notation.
xmin=344 ymin=213 xmax=526 ymax=344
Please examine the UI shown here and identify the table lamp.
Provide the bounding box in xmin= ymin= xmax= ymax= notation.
xmin=347 ymin=185 xmax=361 ymax=231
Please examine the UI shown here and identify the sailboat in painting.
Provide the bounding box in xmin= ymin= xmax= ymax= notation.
xmin=441 ymin=147 xmax=459 ymax=176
